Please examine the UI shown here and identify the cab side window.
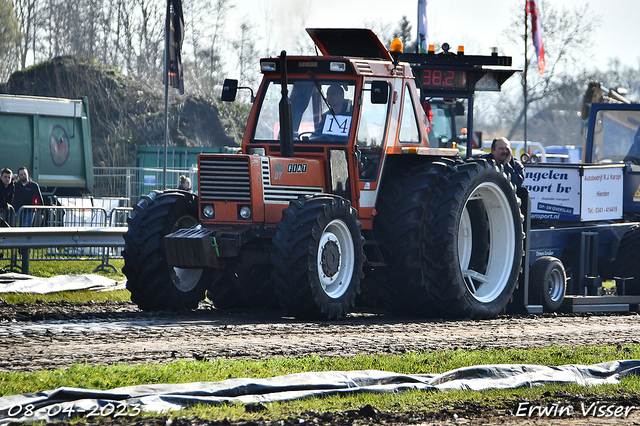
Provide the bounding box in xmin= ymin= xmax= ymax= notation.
xmin=356 ymin=81 xmax=390 ymax=181
xmin=399 ymin=84 xmax=420 ymax=144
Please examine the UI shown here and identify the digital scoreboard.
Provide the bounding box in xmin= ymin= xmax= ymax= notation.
xmin=417 ymin=69 xmax=500 ymax=92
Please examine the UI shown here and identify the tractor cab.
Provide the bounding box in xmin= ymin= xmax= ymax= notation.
xmin=221 ymin=28 xmax=459 ymax=228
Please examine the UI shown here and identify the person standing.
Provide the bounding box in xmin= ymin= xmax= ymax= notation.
xmin=0 ymin=168 xmax=14 ymax=210
xmin=0 ymin=168 xmax=15 ymax=226
xmin=13 ymin=166 xmax=44 ymax=226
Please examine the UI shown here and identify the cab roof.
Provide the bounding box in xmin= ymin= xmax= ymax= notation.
xmin=306 ymin=28 xmax=393 ymax=62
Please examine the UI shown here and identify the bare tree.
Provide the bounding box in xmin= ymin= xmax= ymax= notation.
xmin=198 ymin=0 xmax=234 ymax=97
xmin=393 ymin=16 xmax=416 ymax=53
xmin=233 ymin=18 xmax=259 ymax=98
xmin=0 ymin=0 xmax=20 ymax=80
xmin=499 ymin=0 xmax=600 ymax=140
xmin=13 ymin=0 xmax=39 ymax=68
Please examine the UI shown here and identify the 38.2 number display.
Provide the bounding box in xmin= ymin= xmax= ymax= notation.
xmin=420 ymin=69 xmax=467 ymax=90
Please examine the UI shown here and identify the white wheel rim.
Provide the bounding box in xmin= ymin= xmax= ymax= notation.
xmin=458 ymin=182 xmax=515 ymax=303
xmin=548 ymin=268 xmax=564 ymax=302
xmin=169 ymin=213 xmax=203 ymax=292
xmin=317 ymin=219 xmax=355 ymax=299
xmin=171 ymin=267 xmax=204 ymax=292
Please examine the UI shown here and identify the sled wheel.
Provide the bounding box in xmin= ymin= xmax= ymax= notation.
xmin=530 ymin=256 xmax=566 ymax=312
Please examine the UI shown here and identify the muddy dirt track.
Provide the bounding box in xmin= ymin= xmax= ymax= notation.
xmin=3 ymin=300 xmax=640 ymax=425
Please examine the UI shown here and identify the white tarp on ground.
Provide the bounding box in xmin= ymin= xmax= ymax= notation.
xmin=2 ymin=361 xmax=640 ymax=423
xmin=0 ymin=273 xmax=124 ymax=293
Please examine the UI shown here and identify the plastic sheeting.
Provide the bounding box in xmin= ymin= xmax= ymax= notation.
xmin=0 ymin=273 xmax=124 ymax=294
xmin=2 ymin=360 xmax=640 ymax=423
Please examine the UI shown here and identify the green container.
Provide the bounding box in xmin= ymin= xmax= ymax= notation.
xmin=135 ymin=145 xmax=238 ymax=169
xmin=0 ymin=94 xmax=93 ymax=197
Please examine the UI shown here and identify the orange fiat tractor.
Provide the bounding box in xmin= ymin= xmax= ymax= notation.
xmin=123 ymin=29 xmax=522 ymax=320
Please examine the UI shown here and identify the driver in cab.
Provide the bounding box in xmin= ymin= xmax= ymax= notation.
xmin=313 ymin=84 xmax=353 ymax=140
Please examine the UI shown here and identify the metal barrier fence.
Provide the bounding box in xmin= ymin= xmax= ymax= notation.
xmin=93 ymin=166 xmax=197 ymax=205
xmin=0 ymin=203 xmax=133 ymax=274
xmin=1 ymin=165 xmax=201 ymax=274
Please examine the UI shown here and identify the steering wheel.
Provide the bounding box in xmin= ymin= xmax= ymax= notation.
xmin=297 ymin=131 xmax=314 ymax=140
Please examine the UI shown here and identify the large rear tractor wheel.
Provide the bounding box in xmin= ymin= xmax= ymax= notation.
xmin=614 ymin=225 xmax=640 ymax=295
xmin=423 ymin=159 xmax=524 ymax=319
xmin=372 ymin=161 xmax=450 ymax=315
xmin=530 ymin=256 xmax=566 ymax=312
xmin=123 ymin=191 xmax=210 ymax=310
xmin=228 ymin=242 xmax=278 ymax=309
xmin=271 ymin=195 xmax=365 ymax=319
xmin=206 ymin=272 xmax=243 ymax=309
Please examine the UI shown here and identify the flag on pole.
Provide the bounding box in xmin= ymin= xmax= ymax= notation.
xmin=526 ymin=0 xmax=545 ymax=75
xmin=417 ymin=0 xmax=428 ymax=53
xmin=167 ymin=0 xmax=184 ymax=94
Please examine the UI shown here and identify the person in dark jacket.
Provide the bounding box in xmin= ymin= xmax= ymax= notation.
xmin=0 ymin=168 xmax=14 ymax=226
xmin=484 ymin=137 xmax=525 ymax=187
xmin=0 ymin=168 xmax=14 ymax=210
xmin=13 ymin=166 xmax=44 ymax=226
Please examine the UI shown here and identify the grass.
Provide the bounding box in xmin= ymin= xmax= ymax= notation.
xmin=0 ymin=258 xmax=126 ymax=280
xmin=0 ymin=288 xmax=131 ymax=304
xmin=2 ymin=346 xmax=640 ymax=421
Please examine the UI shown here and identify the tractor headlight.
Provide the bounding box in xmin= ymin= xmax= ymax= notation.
xmin=203 ymin=205 xmax=214 ymax=218
xmin=239 ymin=206 xmax=251 ymax=220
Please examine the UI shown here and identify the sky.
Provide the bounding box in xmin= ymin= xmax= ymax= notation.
xmin=224 ymin=0 xmax=640 ymax=72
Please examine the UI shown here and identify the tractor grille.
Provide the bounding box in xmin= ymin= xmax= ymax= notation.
xmin=261 ymin=158 xmax=323 ymax=202
xmin=199 ymin=156 xmax=251 ymax=202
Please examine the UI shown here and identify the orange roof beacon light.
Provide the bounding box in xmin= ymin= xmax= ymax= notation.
xmin=390 ymin=38 xmax=403 ymax=65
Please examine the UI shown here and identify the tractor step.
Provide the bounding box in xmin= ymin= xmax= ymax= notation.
xmin=362 ymin=231 xmax=386 ymax=267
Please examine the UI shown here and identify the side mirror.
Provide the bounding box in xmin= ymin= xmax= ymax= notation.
xmin=221 ymin=79 xmax=238 ymax=102
xmin=455 ymin=101 xmax=465 ymax=115
xmin=370 ymin=81 xmax=389 ymax=104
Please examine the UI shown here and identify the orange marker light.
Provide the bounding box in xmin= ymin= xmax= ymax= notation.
xmin=390 ymin=38 xmax=403 ymax=54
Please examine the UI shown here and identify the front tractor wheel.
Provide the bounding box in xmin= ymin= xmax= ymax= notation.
xmin=122 ymin=191 xmax=210 ymax=311
xmin=271 ymin=195 xmax=365 ymax=319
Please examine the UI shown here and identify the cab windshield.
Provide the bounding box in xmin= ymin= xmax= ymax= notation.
xmin=427 ymin=102 xmax=455 ymax=147
xmin=253 ymin=79 xmax=356 ymax=143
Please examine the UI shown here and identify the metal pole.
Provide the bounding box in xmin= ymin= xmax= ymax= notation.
xmin=523 ymin=2 xmax=528 ymax=157
xmin=163 ymin=0 xmax=170 ymax=189
xmin=466 ymin=95 xmax=474 ymax=159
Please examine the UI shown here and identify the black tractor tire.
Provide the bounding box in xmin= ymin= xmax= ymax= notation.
xmin=614 ymin=225 xmax=640 ymax=295
xmin=530 ymin=256 xmax=566 ymax=312
xmin=122 ymin=190 xmax=210 ymax=311
xmin=422 ymin=158 xmax=524 ymax=319
xmin=372 ymin=160 xmax=451 ymax=315
xmin=271 ymin=195 xmax=365 ymax=319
